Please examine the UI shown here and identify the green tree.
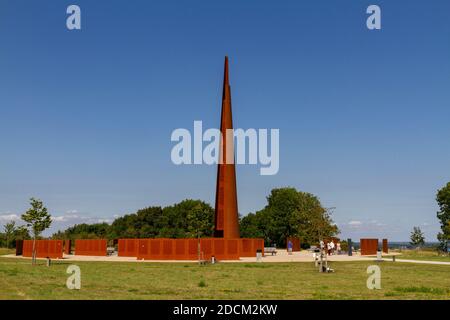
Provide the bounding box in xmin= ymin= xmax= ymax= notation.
xmin=436 ymin=182 xmax=450 ymax=251
xmin=3 ymin=221 xmax=16 ymax=249
xmin=240 ymin=213 xmax=265 ymax=239
xmin=162 ymin=200 xmax=214 ymax=238
xmin=410 ymin=226 xmax=425 ymax=248
xmin=107 ymin=207 xmax=164 ymax=239
xmin=14 ymin=226 xmax=31 ymax=240
xmin=187 ymin=204 xmax=214 ymax=238
xmin=53 ymin=223 xmax=110 ymax=241
xmin=21 ymin=198 xmax=52 ymax=265
xmin=241 ymin=188 xmax=339 ymax=247
xmin=187 ymin=203 xmax=215 ymax=262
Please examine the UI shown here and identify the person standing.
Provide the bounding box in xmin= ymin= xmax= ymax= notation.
xmin=287 ymin=240 xmax=293 ymax=255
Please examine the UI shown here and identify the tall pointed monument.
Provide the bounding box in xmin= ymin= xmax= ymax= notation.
xmin=214 ymin=56 xmax=240 ymax=239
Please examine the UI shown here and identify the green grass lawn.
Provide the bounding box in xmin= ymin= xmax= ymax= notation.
xmin=0 ymin=248 xmax=14 ymax=256
xmin=388 ymin=249 xmax=450 ymax=262
xmin=1 ymin=257 xmax=449 ymax=300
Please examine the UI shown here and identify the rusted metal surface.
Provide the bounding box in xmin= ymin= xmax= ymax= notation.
xmin=360 ymin=238 xmax=379 ymax=255
xmin=64 ymin=239 xmax=71 ymax=255
xmin=239 ymin=238 xmax=264 ymax=257
xmin=214 ymin=57 xmax=240 ymax=239
xmin=134 ymin=238 xmax=264 ymax=260
xmin=118 ymin=239 xmax=138 ymax=257
xmin=382 ymin=239 xmax=388 ymax=253
xmin=15 ymin=240 xmax=23 ymax=256
xmin=286 ymin=237 xmax=301 ymax=251
xmin=137 ymin=238 xmax=198 ymax=260
xmin=22 ymin=240 xmax=63 ymax=259
xmin=75 ymin=239 xmax=107 ymax=256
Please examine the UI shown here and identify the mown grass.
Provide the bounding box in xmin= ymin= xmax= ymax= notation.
xmin=394 ymin=249 xmax=450 ymax=262
xmin=0 ymin=257 xmax=449 ymax=300
xmin=0 ymin=248 xmax=14 ymax=256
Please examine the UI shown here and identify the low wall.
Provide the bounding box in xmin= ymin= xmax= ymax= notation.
xmin=75 ymin=239 xmax=107 ymax=256
xmin=360 ymin=238 xmax=378 ymax=255
xmin=118 ymin=238 xmax=264 ymax=260
xmin=22 ymin=240 xmax=63 ymax=259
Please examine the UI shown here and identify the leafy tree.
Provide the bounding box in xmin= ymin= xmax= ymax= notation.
xmin=53 ymin=223 xmax=110 ymax=241
xmin=239 ymin=188 xmax=339 ymax=247
xmin=3 ymin=221 xmax=16 ymax=249
xmin=240 ymin=213 xmax=265 ymax=239
xmin=186 ymin=203 xmax=215 ymax=261
xmin=410 ymin=226 xmax=425 ymax=248
xmin=14 ymin=226 xmax=31 ymax=240
xmin=162 ymin=200 xmax=214 ymax=238
xmin=187 ymin=204 xmax=214 ymax=238
xmin=53 ymin=200 xmax=215 ymax=241
xmin=21 ymin=198 xmax=52 ymax=265
xmin=436 ymin=182 xmax=450 ymax=251
xmin=108 ymin=206 xmax=164 ymax=239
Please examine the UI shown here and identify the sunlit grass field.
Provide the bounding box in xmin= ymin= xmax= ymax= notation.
xmin=0 ymin=248 xmax=14 ymax=256
xmin=0 ymin=256 xmax=449 ymax=300
xmin=393 ymin=249 xmax=450 ymax=262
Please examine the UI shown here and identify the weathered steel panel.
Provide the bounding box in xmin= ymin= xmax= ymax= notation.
xmin=360 ymin=238 xmax=379 ymax=255
xmin=22 ymin=240 xmax=63 ymax=259
xmin=382 ymin=239 xmax=388 ymax=253
xmin=286 ymin=237 xmax=301 ymax=251
xmin=75 ymin=239 xmax=107 ymax=256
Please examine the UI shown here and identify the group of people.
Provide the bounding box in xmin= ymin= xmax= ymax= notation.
xmin=287 ymin=239 xmax=342 ymax=255
xmin=320 ymin=240 xmax=341 ymax=255
xmin=328 ymin=240 xmax=341 ymax=255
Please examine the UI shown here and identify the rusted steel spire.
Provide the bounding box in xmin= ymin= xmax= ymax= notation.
xmin=214 ymin=56 xmax=240 ymax=239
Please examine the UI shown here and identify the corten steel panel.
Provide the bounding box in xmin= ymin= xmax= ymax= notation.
xmin=360 ymin=238 xmax=379 ymax=255
xmin=162 ymin=239 xmax=174 ymax=259
xmin=255 ymin=239 xmax=264 ymax=256
xmin=134 ymin=238 xmax=264 ymax=261
xmin=223 ymin=239 xmax=240 ymax=260
xmin=188 ymin=239 xmax=199 ymax=260
xmin=239 ymin=238 xmax=253 ymax=257
xmin=22 ymin=240 xmax=63 ymax=259
xmin=228 ymin=239 xmax=239 ymax=255
xmin=214 ymin=57 xmax=240 ymax=239
xmin=174 ymin=239 xmax=187 ymax=260
xmin=118 ymin=239 xmax=138 ymax=257
xmin=137 ymin=239 xmax=149 ymax=259
xmin=286 ymin=237 xmax=301 ymax=251
xmin=239 ymin=238 xmax=264 ymax=257
xmin=151 ymin=239 xmax=162 ymax=259
xmin=64 ymin=240 xmax=71 ymax=255
xmin=15 ymin=240 xmax=23 ymax=256
xmin=75 ymin=239 xmax=107 ymax=256
xmin=382 ymin=239 xmax=388 ymax=253
xmin=200 ymin=238 xmax=213 ymax=260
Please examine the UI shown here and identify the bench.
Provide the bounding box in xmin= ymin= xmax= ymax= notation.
xmin=264 ymin=247 xmax=277 ymax=256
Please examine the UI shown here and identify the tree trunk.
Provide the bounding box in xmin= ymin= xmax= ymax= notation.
xmin=32 ymin=235 xmax=37 ymax=265
xmin=197 ymin=234 xmax=201 ymax=264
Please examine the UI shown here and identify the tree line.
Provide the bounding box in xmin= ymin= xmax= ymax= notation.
xmin=3 ymin=183 xmax=450 ymax=251
xmin=50 ymin=188 xmax=339 ymax=247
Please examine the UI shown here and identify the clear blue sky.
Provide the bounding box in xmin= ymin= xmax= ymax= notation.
xmin=1 ymin=0 xmax=449 ymax=241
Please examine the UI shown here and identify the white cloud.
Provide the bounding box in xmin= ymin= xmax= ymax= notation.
xmin=0 ymin=214 xmax=20 ymax=221
xmin=348 ymin=220 xmax=362 ymax=226
xmin=52 ymin=214 xmax=80 ymax=222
